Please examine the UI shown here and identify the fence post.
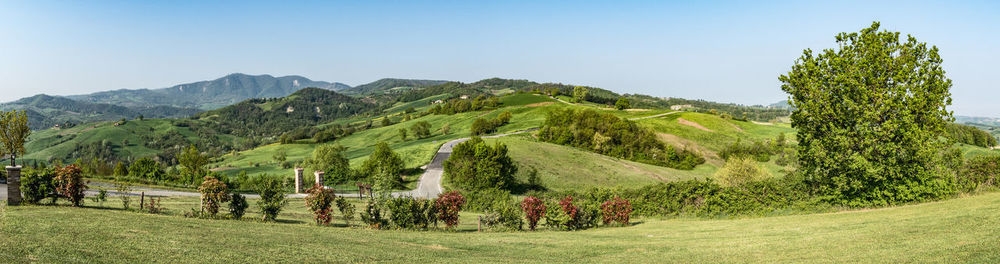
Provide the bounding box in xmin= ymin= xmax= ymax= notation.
xmin=140 ymin=192 xmax=145 ymax=210
xmin=478 ymin=216 xmax=482 ymax=232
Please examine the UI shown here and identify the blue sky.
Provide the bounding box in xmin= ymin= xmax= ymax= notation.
xmin=1 ymin=0 xmax=998 ymax=116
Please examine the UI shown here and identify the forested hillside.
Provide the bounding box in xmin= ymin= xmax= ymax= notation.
xmin=340 ymin=78 xmax=447 ymax=95
xmin=194 ymin=88 xmax=378 ymax=138
xmin=0 ymin=94 xmax=201 ymax=130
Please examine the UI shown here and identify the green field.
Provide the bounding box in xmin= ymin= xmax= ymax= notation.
xmin=3 ymin=191 xmax=998 ymax=262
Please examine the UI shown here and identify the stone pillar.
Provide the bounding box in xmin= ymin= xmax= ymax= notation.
xmin=294 ymin=167 xmax=304 ymax=193
xmin=314 ymin=171 xmax=325 ymax=187
xmin=6 ymin=166 xmax=22 ymax=206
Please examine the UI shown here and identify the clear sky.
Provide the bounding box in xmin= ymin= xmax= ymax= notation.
xmin=1 ymin=0 xmax=998 ymax=116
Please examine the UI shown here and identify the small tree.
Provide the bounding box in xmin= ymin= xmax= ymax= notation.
xmin=444 ymin=137 xmax=518 ymax=190
xmin=600 ymin=197 xmax=633 ymax=226
xmin=0 ymin=110 xmax=31 ymax=167
xmin=434 ymin=191 xmax=466 ymax=228
xmin=272 ymin=149 xmax=287 ymax=164
xmin=115 ymin=181 xmax=133 ymax=209
xmin=304 ymin=184 xmax=337 ymax=225
xmin=440 ymin=123 xmax=451 ymax=135
xmin=198 ymin=175 xmax=230 ymax=217
xmin=361 ymin=142 xmax=404 ymax=194
xmin=470 ymin=118 xmax=491 ymax=136
xmin=521 ymin=196 xmax=546 ymax=231
xmin=113 ymin=161 xmax=128 ymax=177
xmin=572 ymin=86 xmax=588 ymax=103
xmin=229 ymin=193 xmax=249 ymax=220
xmin=179 ymin=145 xmax=209 ymax=184
xmin=615 ymin=97 xmax=631 ymax=110
xmin=129 ymin=157 xmax=164 ymax=181
xmin=410 ymin=121 xmax=432 ymax=139
xmin=255 ymin=174 xmax=287 ymax=221
xmin=54 ymin=164 xmax=87 ymax=207
xmin=305 ymin=144 xmax=351 ymax=184
xmin=398 ymin=128 xmax=408 ymax=141
xmin=335 ymin=196 xmax=355 ymax=226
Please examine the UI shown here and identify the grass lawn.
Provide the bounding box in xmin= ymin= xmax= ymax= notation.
xmin=2 ymin=192 xmax=999 ymax=262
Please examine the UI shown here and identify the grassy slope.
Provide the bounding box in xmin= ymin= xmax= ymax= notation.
xmin=211 ymin=94 xmax=565 ymax=177
xmin=24 ymin=119 xmax=228 ymax=162
xmin=2 ymin=192 xmax=998 ymax=263
xmin=485 ymin=134 xmax=715 ymax=192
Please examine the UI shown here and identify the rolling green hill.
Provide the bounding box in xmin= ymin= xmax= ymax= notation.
xmin=340 ymin=78 xmax=448 ymax=95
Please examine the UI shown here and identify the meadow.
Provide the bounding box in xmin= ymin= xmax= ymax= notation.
xmin=2 ymin=191 xmax=998 ymax=263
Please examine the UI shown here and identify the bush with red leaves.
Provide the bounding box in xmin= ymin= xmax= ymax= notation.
xmin=55 ymin=165 xmax=87 ymax=207
xmin=305 ymin=184 xmax=337 ymax=225
xmin=434 ymin=191 xmax=466 ymax=228
xmin=600 ymin=196 xmax=633 ymax=226
xmin=521 ymin=196 xmax=546 ymax=231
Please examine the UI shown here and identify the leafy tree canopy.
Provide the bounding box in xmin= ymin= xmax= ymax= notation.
xmin=779 ymin=22 xmax=954 ymax=206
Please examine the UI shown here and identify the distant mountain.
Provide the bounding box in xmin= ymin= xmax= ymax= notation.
xmin=67 ymin=73 xmax=351 ymax=110
xmin=956 ymin=116 xmax=1000 ymax=127
xmin=0 ymin=94 xmax=201 ymax=130
xmin=341 ymin=78 xmax=448 ymax=95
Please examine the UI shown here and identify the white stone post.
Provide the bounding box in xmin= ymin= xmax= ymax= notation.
xmin=6 ymin=166 xmax=21 ymax=206
xmin=294 ymin=167 xmax=304 ymax=193
xmin=314 ymin=171 xmax=325 ymax=187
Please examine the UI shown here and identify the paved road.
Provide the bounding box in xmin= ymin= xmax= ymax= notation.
xmin=1 ymin=128 xmax=540 ymax=201
xmin=395 ymin=128 xmax=539 ymax=199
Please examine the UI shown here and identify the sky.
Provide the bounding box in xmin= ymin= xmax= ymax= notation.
xmin=1 ymin=0 xmax=998 ymax=116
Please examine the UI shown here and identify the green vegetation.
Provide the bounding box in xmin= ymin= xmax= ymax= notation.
xmin=361 ymin=142 xmax=405 ymax=193
xmin=947 ymin=122 xmax=997 ymax=148
xmin=444 ymin=137 xmax=518 ymax=190
xmin=4 ymin=192 xmax=999 ymax=262
xmin=0 ymin=109 xmax=31 ymax=166
xmin=781 ymin=22 xmax=954 ymax=206
xmin=538 ymin=108 xmax=704 ymax=170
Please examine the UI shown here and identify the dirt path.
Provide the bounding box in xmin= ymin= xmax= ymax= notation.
xmin=678 ymin=118 xmax=713 ymax=132
xmin=629 ymin=111 xmax=681 ymax=121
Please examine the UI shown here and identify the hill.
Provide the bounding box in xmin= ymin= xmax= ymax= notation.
xmin=3 ymin=189 xmax=998 ymax=262
xmin=66 ymin=73 xmax=350 ymax=110
xmin=340 ymin=78 xmax=448 ymax=95
xmin=194 ymin=88 xmax=377 ymax=138
xmin=0 ymin=94 xmax=201 ymax=130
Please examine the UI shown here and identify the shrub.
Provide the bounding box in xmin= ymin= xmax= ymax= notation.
xmin=21 ymin=167 xmax=56 ymax=204
xmin=714 ymin=157 xmax=771 ymax=187
xmin=128 ymin=157 xmax=165 ymax=181
xmin=254 ymin=174 xmax=287 ymax=221
xmin=55 ymin=164 xmax=87 ymax=207
xmin=115 ymin=181 xmax=133 ymax=209
xmin=147 ymin=197 xmax=164 ymax=214
xmin=335 ymin=196 xmax=355 ymax=226
xmin=959 ymin=155 xmax=1000 ymax=192
xmin=600 ymin=197 xmax=633 ymax=226
xmin=360 ymin=199 xmax=387 ymax=229
xmin=719 ymin=138 xmax=778 ymax=162
xmin=482 ymin=200 xmax=523 ymax=231
xmin=361 ymin=142 xmax=404 ymax=194
xmin=544 ymin=196 xmax=598 ymax=231
xmin=463 ymin=188 xmax=511 ymax=212
xmin=304 ymin=184 xmax=336 ymax=225
xmin=92 ymin=189 xmax=108 ymax=207
xmin=435 ymin=191 xmax=466 ymax=228
xmin=410 ymin=121 xmax=432 ymax=139
xmin=385 ymin=197 xmax=418 ymax=229
xmin=444 ymin=137 xmax=518 ymax=191
xmin=521 ymin=196 xmax=546 ymax=231
xmin=229 ymin=193 xmax=249 ymax=220
xmin=198 ymin=175 xmax=230 ymax=217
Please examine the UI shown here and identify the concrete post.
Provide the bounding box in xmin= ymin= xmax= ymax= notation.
xmin=6 ymin=166 xmax=21 ymax=206
xmin=294 ymin=167 xmax=304 ymax=193
xmin=314 ymin=171 xmax=325 ymax=187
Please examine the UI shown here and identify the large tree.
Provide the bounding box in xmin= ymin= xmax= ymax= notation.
xmin=305 ymin=144 xmax=352 ymax=184
xmin=779 ymin=22 xmax=954 ymax=206
xmin=178 ymin=145 xmax=209 ymax=184
xmin=0 ymin=110 xmax=31 ymax=167
xmin=443 ymin=137 xmax=518 ymax=190
xmin=361 ymin=142 xmax=404 ymax=193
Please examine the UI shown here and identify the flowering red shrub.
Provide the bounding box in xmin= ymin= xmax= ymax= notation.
xmin=305 ymin=184 xmax=336 ymax=225
xmin=434 ymin=191 xmax=466 ymax=228
xmin=198 ymin=176 xmax=230 ymax=216
xmin=559 ymin=196 xmax=578 ymax=221
xmin=600 ymin=196 xmax=633 ymax=225
xmin=521 ymin=196 xmax=546 ymax=231
xmin=55 ymin=165 xmax=87 ymax=207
